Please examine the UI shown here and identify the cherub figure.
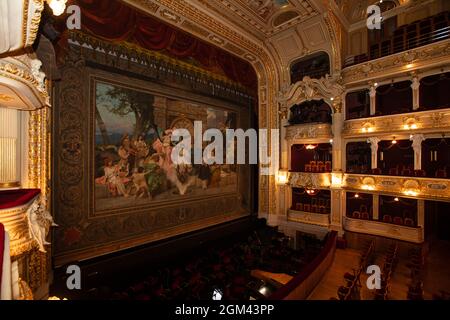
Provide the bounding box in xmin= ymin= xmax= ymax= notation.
xmin=26 ymin=196 xmax=58 ymax=253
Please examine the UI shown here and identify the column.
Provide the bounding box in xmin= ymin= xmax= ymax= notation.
xmin=372 ymin=194 xmax=379 ymax=220
xmin=280 ymin=117 xmax=289 ymax=170
xmin=332 ymin=102 xmax=344 ymax=172
xmin=330 ymin=189 xmax=345 ymax=235
xmin=411 ymin=76 xmax=420 ymax=111
xmin=369 ymin=84 xmax=377 ymax=116
xmin=418 ymin=200 xmax=425 ymax=241
xmin=0 ymin=108 xmax=20 ymax=188
xmin=411 ymin=134 xmax=425 ymax=170
xmin=367 ymin=137 xmax=380 ymax=170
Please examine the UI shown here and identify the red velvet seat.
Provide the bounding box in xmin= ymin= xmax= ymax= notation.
xmin=404 ymin=218 xmax=414 ymax=227
xmin=371 ymin=168 xmax=382 ymax=175
xmin=361 ymin=212 xmax=370 ymax=220
xmin=389 ymin=167 xmax=399 ymax=176
xmin=383 ymin=215 xmax=393 ymax=223
xmin=414 ymin=170 xmax=426 ymax=177
xmin=393 ymin=216 xmax=403 ymax=225
xmin=435 ymin=169 xmax=447 ymax=178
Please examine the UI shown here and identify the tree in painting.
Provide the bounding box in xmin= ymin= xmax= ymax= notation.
xmin=96 ymin=85 xmax=156 ymax=140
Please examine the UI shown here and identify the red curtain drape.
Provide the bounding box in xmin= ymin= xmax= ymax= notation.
xmin=60 ymin=0 xmax=257 ymax=91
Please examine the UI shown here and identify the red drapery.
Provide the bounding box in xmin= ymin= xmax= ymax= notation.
xmin=60 ymin=0 xmax=258 ymax=92
xmin=0 ymin=189 xmax=41 ymax=210
xmin=0 ymin=224 xmax=4 ymax=290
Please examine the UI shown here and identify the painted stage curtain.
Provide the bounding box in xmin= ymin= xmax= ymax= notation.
xmin=63 ymin=0 xmax=257 ymax=91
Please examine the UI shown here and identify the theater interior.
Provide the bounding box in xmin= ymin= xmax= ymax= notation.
xmin=1 ymin=0 xmax=450 ymax=301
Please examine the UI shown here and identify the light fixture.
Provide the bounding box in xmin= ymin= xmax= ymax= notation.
xmin=306 ymin=144 xmax=317 ymax=150
xmin=374 ymin=82 xmax=378 ymax=87
xmin=354 ymin=193 xmax=360 ymax=198
xmin=392 ymin=137 xmax=397 ymax=144
xmin=306 ymin=188 xmax=317 ymax=196
xmin=362 ymin=184 xmax=375 ymax=191
xmin=394 ymin=197 xmax=399 ymax=202
xmin=329 ymin=139 xmax=334 ymax=144
xmin=404 ymin=190 xmax=419 ymax=197
xmin=46 ymin=0 xmax=67 ymax=16
xmin=276 ymin=170 xmax=288 ymax=185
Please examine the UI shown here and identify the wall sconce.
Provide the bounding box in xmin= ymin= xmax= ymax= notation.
xmin=331 ymin=173 xmax=342 ymax=187
xmin=403 ymin=118 xmax=418 ymax=130
xmin=394 ymin=197 xmax=399 ymax=202
xmin=306 ymin=144 xmax=317 ymax=150
xmin=403 ymin=190 xmax=419 ymax=197
xmin=361 ymin=122 xmax=374 ymax=133
xmin=46 ymin=0 xmax=68 ymax=16
xmin=306 ymin=188 xmax=317 ymax=196
xmin=391 ymin=137 xmax=397 ymax=144
xmin=362 ymin=184 xmax=375 ymax=191
xmin=354 ymin=193 xmax=360 ymax=198
xmin=276 ymin=170 xmax=288 ymax=185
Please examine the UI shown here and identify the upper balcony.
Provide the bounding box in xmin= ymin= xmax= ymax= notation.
xmin=343 ymin=11 xmax=450 ymax=70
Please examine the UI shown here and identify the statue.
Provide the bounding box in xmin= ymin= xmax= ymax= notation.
xmin=30 ymin=59 xmax=47 ymax=92
xmin=26 ymin=196 xmax=58 ymax=253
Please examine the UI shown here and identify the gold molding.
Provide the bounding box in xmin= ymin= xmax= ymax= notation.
xmin=342 ymin=39 xmax=450 ymax=86
xmin=0 ymin=181 xmax=21 ymax=188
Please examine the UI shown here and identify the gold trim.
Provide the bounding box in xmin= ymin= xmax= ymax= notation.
xmin=0 ymin=181 xmax=21 ymax=188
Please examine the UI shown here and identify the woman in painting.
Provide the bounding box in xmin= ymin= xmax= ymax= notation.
xmin=134 ymin=134 xmax=150 ymax=168
xmin=96 ymin=158 xmax=130 ymax=198
xmin=118 ymin=134 xmax=137 ymax=175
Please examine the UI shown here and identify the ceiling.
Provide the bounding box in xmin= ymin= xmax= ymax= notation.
xmin=195 ymin=0 xmax=320 ymax=38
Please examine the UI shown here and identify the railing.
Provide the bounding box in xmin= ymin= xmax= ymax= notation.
xmin=288 ymin=209 xmax=330 ymax=227
xmin=343 ymin=173 xmax=450 ymax=201
xmin=343 ymin=217 xmax=423 ymax=243
xmin=269 ymin=231 xmax=337 ymax=300
xmin=344 ymin=13 xmax=450 ymax=68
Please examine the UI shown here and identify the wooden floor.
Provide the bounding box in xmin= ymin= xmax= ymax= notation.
xmin=423 ymin=240 xmax=450 ymax=299
xmin=308 ymin=248 xmax=361 ymax=300
xmin=308 ymin=247 xmax=416 ymax=300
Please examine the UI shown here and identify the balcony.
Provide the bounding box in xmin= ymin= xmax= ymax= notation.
xmin=343 ymin=217 xmax=423 ymax=243
xmin=288 ymin=172 xmax=332 ymax=189
xmin=344 ymin=11 xmax=450 ymax=69
xmin=342 ymin=108 xmax=450 ymax=138
xmin=342 ymin=39 xmax=450 ymax=86
xmin=288 ymin=209 xmax=330 ymax=227
xmin=343 ymin=173 xmax=450 ymax=201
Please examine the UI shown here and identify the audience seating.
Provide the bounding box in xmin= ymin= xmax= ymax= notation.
xmin=393 ymin=216 xmax=404 ymax=225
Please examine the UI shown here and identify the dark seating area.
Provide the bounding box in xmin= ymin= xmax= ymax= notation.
xmin=291 ymin=143 xmax=332 ymax=173
xmin=421 ymin=138 xmax=450 ymax=179
xmin=344 ymin=11 xmax=450 ymax=67
xmin=377 ymin=140 xmax=414 ymax=176
xmin=346 ymin=142 xmax=371 ymax=174
xmin=379 ymin=196 xmax=418 ymax=228
xmin=290 ymin=52 xmax=330 ymax=84
xmin=289 ymin=100 xmax=332 ymax=125
xmin=82 ymin=224 xmax=324 ymax=300
xmin=292 ymin=188 xmax=331 ymax=214
xmin=346 ymin=192 xmax=373 ymax=220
